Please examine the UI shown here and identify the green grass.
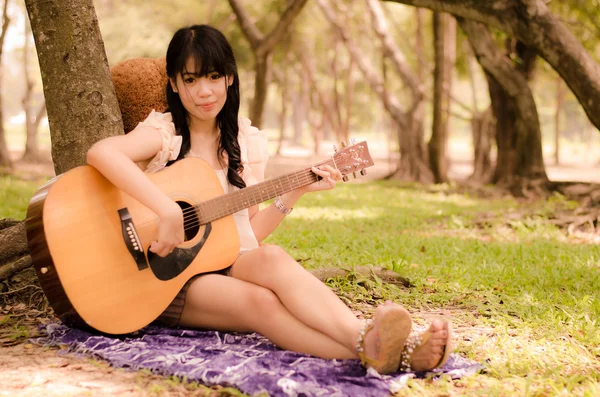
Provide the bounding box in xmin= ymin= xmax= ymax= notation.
xmin=0 ymin=175 xmax=46 ymax=220
xmin=3 ymin=177 xmax=599 ymax=395
xmin=265 ymin=181 xmax=600 ymax=396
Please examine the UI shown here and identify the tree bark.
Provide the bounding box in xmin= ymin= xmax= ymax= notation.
xmin=383 ymin=0 xmax=600 ymax=134
xmin=428 ymin=13 xmax=454 ymax=183
xmin=0 ymin=0 xmax=12 ymax=169
xmin=318 ymin=0 xmax=433 ymax=182
xmin=464 ymin=41 xmax=495 ymax=183
xmin=228 ymin=0 xmax=309 ymax=129
xmin=365 ymin=0 xmax=430 ymax=182
xmin=2 ymin=1 xmax=126 ymax=291
xmin=21 ymin=16 xmax=46 ymax=163
xmin=25 ymin=0 xmax=123 ymax=175
xmin=554 ymin=76 xmax=564 ymax=165
xmin=331 ymin=34 xmax=345 ymax=143
xmin=0 ymin=221 xmax=30 ymax=286
xmin=275 ymin=58 xmax=291 ymax=156
xmin=469 ymin=106 xmax=494 ymax=183
xmin=460 ymin=19 xmax=548 ymax=190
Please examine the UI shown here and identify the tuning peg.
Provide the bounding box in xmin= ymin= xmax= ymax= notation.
xmin=341 ymin=141 xmax=347 ymax=148
xmin=342 ymin=175 xmax=349 ymax=182
xmin=350 ymin=138 xmax=357 ymax=144
xmin=360 ymin=169 xmax=367 ymax=176
xmin=353 ymin=171 xmax=358 ymax=178
xmin=333 ymin=144 xmax=338 ymax=152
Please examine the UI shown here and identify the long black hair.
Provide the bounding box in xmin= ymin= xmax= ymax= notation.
xmin=165 ymin=25 xmax=245 ymax=189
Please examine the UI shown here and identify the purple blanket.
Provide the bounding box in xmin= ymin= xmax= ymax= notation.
xmin=35 ymin=323 xmax=483 ymax=396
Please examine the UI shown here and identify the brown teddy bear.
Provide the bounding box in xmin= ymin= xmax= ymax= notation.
xmin=110 ymin=57 xmax=168 ymax=133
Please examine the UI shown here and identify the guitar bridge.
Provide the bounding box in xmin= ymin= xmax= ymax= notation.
xmin=118 ymin=208 xmax=148 ymax=270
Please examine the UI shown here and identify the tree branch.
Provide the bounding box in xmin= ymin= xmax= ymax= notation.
xmin=365 ymin=0 xmax=422 ymax=101
xmin=384 ymin=0 xmax=600 ymax=133
xmin=226 ymin=0 xmax=263 ymax=49
xmin=316 ymin=0 xmax=408 ymax=129
xmin=259 ymin=0 xmax=309 ymax=57
xmin=382 ymin=0 xmax=512 ymax=32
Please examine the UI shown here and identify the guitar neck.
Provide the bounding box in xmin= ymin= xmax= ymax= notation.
xmin=195 ymin=158 xmax=333 ymax=223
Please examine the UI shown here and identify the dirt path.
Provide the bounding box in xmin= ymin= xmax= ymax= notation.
xmin=0 ymin=316 xmax=228 ymax=397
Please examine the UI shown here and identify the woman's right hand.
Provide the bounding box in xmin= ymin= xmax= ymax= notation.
xmin=149 ymin=201 xmax=185 ymax=257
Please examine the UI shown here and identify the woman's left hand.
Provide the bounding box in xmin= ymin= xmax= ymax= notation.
xmin=300 ymin=165 xmax=343 ymax=194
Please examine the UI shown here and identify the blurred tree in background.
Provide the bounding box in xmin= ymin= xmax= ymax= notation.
xmin=0 ymin=0 xmax=598 ymax=191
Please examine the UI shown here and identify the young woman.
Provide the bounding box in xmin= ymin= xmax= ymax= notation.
xmin=87 ymin=24 xmax=451 ymax=374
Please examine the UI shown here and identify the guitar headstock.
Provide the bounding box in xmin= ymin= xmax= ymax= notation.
xmin=332 ymin=140 xmax=374 ymax=181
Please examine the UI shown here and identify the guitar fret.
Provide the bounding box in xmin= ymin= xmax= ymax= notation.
xmin=195 ymin=159 xmax=336 ymax=224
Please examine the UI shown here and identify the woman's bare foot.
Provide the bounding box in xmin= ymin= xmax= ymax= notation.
xmin=382 ymin=301 xmax=451 ymax=372
xmin=358 ymin=304 xmax=412 ymax=374
xmin=408 ymin=319 xmax=450 ymax=371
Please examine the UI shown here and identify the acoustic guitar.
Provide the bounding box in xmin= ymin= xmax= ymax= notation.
xmin=26 ymin=141 xmax=374 ymax=334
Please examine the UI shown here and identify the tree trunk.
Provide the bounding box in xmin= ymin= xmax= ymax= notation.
xmin=486 ymin=73 xmax=518 ymax=187
xmin=461 ymin=18 xmax=548 ymax=191
xmin=554 ymin=76 xmax=564 ymax=165
xmin=228 ymin=0 xmax=309 ymax=129
xmin=251 ymin=54 xmax=271 ymax=130
xmin=21 ymin=16 xmax=46 ymax=163
xmin=293 ymin=39 xmax=341 ymax=141
xmin=318 ymin=0 xmax=433 ymax=183
xmin=464 ymin=39 xmax=495 ymax=182
xmin=275 ymin=61 xmax=290 ymax=157
xmin=331 ymin=35 xmax=345 ymax=143
xmin=366 ymin=0 xmax=430 ymax=182
xmin=25 ymin=0 xmax=123 ymax=175
xmin=429 ymin=13 xmax=454 ymax=183
xmin=2 ymin=1 xmax=125 ymax=291
xmin=0 ymin=0 xmax=12 ymax=170
xmin=0 ymin=220 xmax=30 ymax=284
xmin=383 ymin=0 xmax=600 ymax=134
xmin=469 ymin=106 xmax=494 ymax=183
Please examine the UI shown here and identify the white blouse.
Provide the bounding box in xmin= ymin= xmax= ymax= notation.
xmin=135 ymin=110 xmax=269 ymax=252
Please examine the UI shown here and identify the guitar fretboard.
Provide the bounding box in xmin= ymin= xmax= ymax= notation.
xmin=194 ymin=159 xmax=334 ymax=223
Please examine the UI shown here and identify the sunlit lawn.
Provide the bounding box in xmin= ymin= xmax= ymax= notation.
xmin=2 ymin=177 xmax=599 ymax=396
xmin=266 ymin=182 xmax=600 ymax=397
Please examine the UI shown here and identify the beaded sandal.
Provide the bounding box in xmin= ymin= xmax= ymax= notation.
xmin=398 ymin=320 xmax=453 ymax=373
xmin=356 ymin=305 xmax=412 ymax=374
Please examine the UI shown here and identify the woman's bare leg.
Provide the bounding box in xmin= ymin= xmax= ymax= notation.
xmin=229 ymin=245 xmax=367 ymax=352
xmin=178 ymin=273 xmax=356 ymax=359
xmin=230 ymin=245 xmax=450 ymax=369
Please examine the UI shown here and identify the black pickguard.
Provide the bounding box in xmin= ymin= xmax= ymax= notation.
xmin=146 ymin=223 xmax=212 ymax=281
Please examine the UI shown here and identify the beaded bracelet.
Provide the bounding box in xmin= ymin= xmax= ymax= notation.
xmin=274 ymin=196 xmax=293 ymax=215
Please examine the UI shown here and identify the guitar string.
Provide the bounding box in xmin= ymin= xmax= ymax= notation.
xmin=128 ymin=170 xmax=322 ymax=235
xmin=175 ymin=157 xmax=336 ymax=220
xmin=180 ymin=172 xmax=321 ymax=231
xmin=129 ymin=154 xmax=365 ymax=234
xmin=131 ymin=171 xmax=322 ymax=238
xmin=177 ymin=169 xmax=321 ymax=219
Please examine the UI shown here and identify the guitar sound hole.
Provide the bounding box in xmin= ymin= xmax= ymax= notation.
xmin=178 ymin=201 xmax=200 ymax=242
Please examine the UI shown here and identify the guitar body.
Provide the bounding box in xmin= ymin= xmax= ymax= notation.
xmin=26 ymin=158 xmax=239 ymax=335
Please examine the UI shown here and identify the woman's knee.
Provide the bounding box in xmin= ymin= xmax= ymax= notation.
xmin=242 ymin=287 xmax=283 ymax=326
xmin=254 ymin=244 xmax=300 ymax=272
